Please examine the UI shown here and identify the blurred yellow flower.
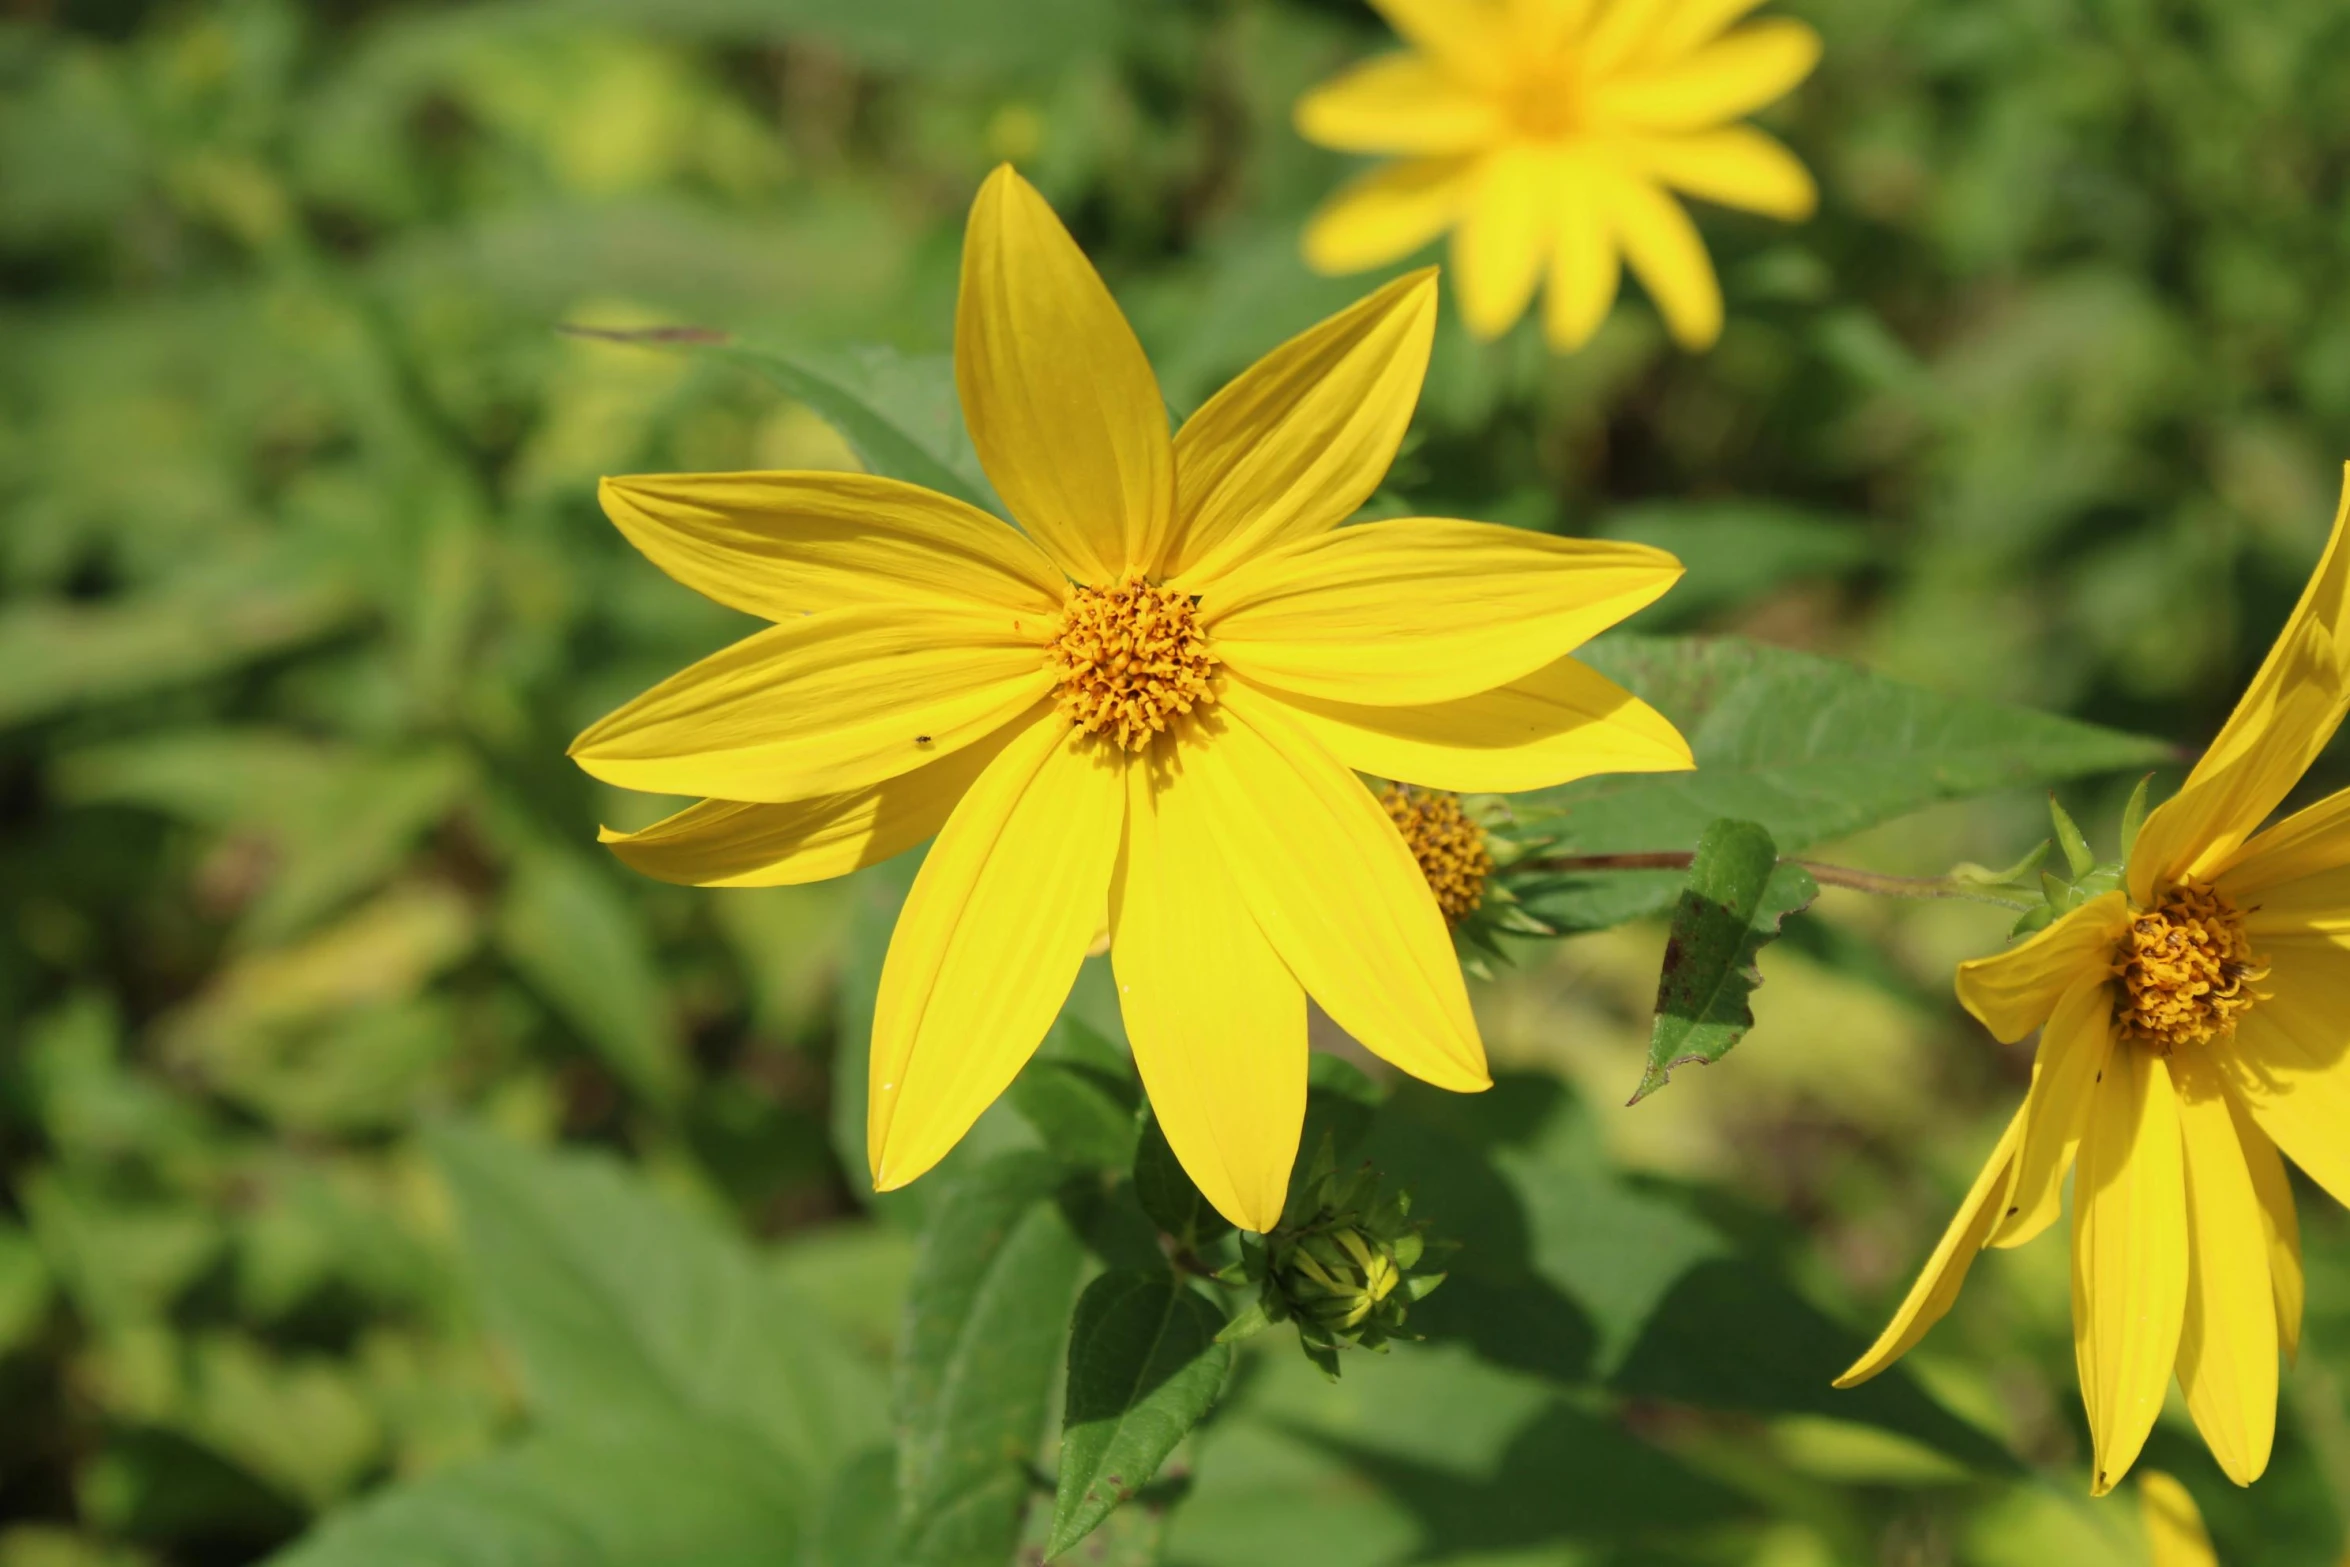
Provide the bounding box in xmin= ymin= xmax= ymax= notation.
xmin=1838 ymin=472 xmax=2350 ymax=1496
xmin=2141 ymin=1472 xmax=2219 ymax=1567
xmin=570 ymin=165 xmax=1692 ymax=1231
xmin=1293 ymin=0 xmax=1821 ymax=352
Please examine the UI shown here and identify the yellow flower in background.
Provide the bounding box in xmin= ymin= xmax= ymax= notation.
xmin=1294 ymin=0 xmax=1821 ymax=352
xmin=2141 ymin=1473 xmax=2219 ymax=1567
xmin=1837 ymin=472 xmax=2350 ymax=1496
xmin=570 ymin=166 xmax=1693 ymax=1232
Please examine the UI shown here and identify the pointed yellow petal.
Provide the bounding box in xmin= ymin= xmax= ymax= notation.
xmin=597 ymin=713 xmax=1033 ymax=887
xmin=2140 ymin=1473 xmax=2220 ymax=1567
xmin=1111 ymin=741 xmax=1308 ymax=1233
xmin=2131 ymin=469 xmax=2350 ymax=898
xmin=1834 ymin=1106 xmax=2022 ymax=1388
xmin=1952 ymin=891 xmax=2130 ymax=1043
xmin=597 ymin=471 xmax=1064 ymax=621
xmin=2073 ymin=1044 xmax=2188 ymax=1498
xmin=568 ymin=606 xmax=1051 ymax=803
xmin=2219 ymin=783 xmax=2350 ymax=917
xmin=1989 ymin=975 xmax=2114 ymax=1249
xmin=1543 ymin=153 xmax=1621 ymax=352
xmin=2216 ymin=941 xmax=2350 ymax=1210
xmin=1634 ymin=126 xmax=1817 ymax=220
xmin=1193 ymin=686 xmax=1487 ymax=1092
xmin=1303 ymin=157 xmax=1472 ymax=275
xmin=868 ymin=718 xmax=1126 ymax=1191
xmin=1208 ymin=518 xmax=1681 ymax=707
xmin=1452 ymin=145 xmax=1551 ymax=340
xmin=1607 ymin=172 xmax=1722 ymax=351
xmin=1294 ymin=53 xmax=1504 ymax=154
xmin=957 ymin=165 xmax=1173 ymax=582
xmin=1167 ymin=272 xmax=1438 ymax=585
xmin=1367 ymin=0 xmax=1514 ymax=87
xmin=2170 ymin=1050 xmax=2278 ymax=1487
xmin=1590 ymin=18 xmax=1823 ymax=130
xmin=2227 ymin=1092 xmax=2304 ymax=1364
xmin=1254 ymin=654 xmax=1690 ymax=793
xmin=1631 ymin=0 xmax=1770 ymax=64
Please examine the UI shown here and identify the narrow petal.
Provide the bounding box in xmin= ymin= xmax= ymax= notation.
xmin=1294 ymin=53 xmax=1504 ymax=154
xmin=1112 ymin=742 xmax=1308 ymax=1233
xmin=1500 ymin=0 xmax=1594 ymax=57
xmin=1253 ymin=654 xmax=1690 ymax=793
xmin=957 ymin=165 xmax=1173 ymax=582
xmin=1633 ymin=126 xmax=1817 ymax=220
xmin=1631 ymin=0 xmax=1770 ymax=63
xmin=2131 ymin=469 xmax=2350 ymax=899
xmin=1303 ymin=157 xmax=1472 ymax=276
xmin=1606 ymin=170 xmax=1723 ymax=350
xmin=597 ymin=712 xmax=1032 ymax=887
xmin=2218 ymin=783 xmax=2350 ymax=915
xmin=1543 ymin=152 xmax=1621 ymax=352
xmin=597 ymin=471 xmax=1063 ymax=622
xmin=1192 ymin=686 xmax=1487 ymax=1091
xmin=1579 ymin=0 xmax=1677 ymax=77
xmin=1988 ymin=975 xmax=2114 ymax=1249
xmin=1834 ymin=1107 xmax=2022 ymax=1388
xmin=2140 ymin=1473 xmax=2220 ymax=1567
xmin=1452 ymin=145 xmax=1551 ymax=340
xmin=568 ymin=606 xmax=1051 ymax=803
xmin=2227 ymin=1094 xmax=2304 ymax=1363
xmin=2073 ymin=1044 xmax=2188 ymax=1498
xmin=2171 ymin=1050 xmax=2279 ymax=1487
xmin=2215 ymin=941 xmax=2350 ymax=1209
xmin=1952 ymin=891 xmax=2130 ymax=1043
xmin=1207 ymin=518 xmax=1681 ymax=707
xmin=1590 ymin=19 xmax=1824 ymax=130
xmin=868 ymin=718 xmax=1126 ymax=1190
xmin=1167 ymin=272 xmax=1438 ymax=585
xmin=1367 ymin=0 xmax=1513 ymax=87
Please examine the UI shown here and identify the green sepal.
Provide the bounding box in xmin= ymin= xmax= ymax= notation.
xmin=2119 ymin=773 xmax=2156 ymax=860
xmin=2049 ymin=793 xmax=2096 ymax=880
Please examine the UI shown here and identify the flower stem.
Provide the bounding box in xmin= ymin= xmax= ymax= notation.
xmin=1524 ymin=852 xmax=2035 ymax=910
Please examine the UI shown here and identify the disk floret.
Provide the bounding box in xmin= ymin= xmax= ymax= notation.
xmin=2115 ymin=881 xmax=2267 ymax=1051
xmin=1047 ymin=578 xmax=1217 ymax=750
xmin=1380 ymin=786 xmax=1493 ymax=925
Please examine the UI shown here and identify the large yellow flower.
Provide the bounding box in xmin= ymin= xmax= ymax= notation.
xmin=570 ymin=167 xmax=1692 ymax=1232
xmin=1295 ymin=0 xmax=1822 ymax=352
xmin=1837 ymin=473 xmax=2350 ymax=1495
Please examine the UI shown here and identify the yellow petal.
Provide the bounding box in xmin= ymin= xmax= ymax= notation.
xmin=1207 ymin=518 xmax=1681 ymax=707
xmin=1192 ymin=685 xmax=1487 ymax=1092
xmin=1952 ymin=891 xmax=2130 ymax=1043
xmin=2170 ymin=1050 xmax=2278 ymax=1487
xmin=1579 ymin=0 xmax=1677 ymax=77
xmin=597 ymin=471 xmax=1064 ymax=621
xmin=1590 ymin=18 xmax=1823 ymax=130
xmin=2227 ymin=1092 xmax=2304 ymax=1364
xmin=1633 ymin=126 xmax=1817 ymax=220
xmin=1834 ymin=1106 xmax=2022 ymax=1388
xmin=2218 ymin=783 xmax=2350 ymax=918
xmin=1543 ymin=152 xmax=1621 ymax=352
xmin=1988 ymin=975 xmax=2113 ymax=1249
xmin=957 ymin=165 xmax=1173 ymax=582
xmin=1303 ymin=157 xmax=1472 ymax=275
xmin=1111 ymin=739 xmax=1308 ymax=1233
xmin=1294 ymin=53 xmax=1504 ymax=154
xmin=2073 ymin=1043 xmax=2188 ymax=1498
xmin=1606 ymin=170 xmax=1723 ymax=351
xmin=1167 ymin=272 xmax=1438 ymax=585
xmin=1452 ymin=145 xmax=1552 ymax=340
xmin=2131 ymin=469 xmax=2350 ymax=899
xmin=596 ymin=713 xmax=1032 ymax=887
xmin=2140 ymin=1472 xmax=2220 ymax=1567
xmin=2216 ymin=940 xmax=2350 ymax=1210
xmin=1254 ymin=654 xmax=1690 ymax=793
xmin=568 ymin=606 xmax=1051 ymax=803
xmin=1367 ymin=0 xmax=1514 ymax=87
xmin=1500 ymin=0 xmax=1594 ymax=57
xmin=1632 ymin=0 xmax=1771 ymax=64
xmin=868 ymin=717 xmax=1126 ymax=1190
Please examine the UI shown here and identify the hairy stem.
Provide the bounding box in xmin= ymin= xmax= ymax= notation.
xmin=1524 ymin=852 xmax=2035 ymax=910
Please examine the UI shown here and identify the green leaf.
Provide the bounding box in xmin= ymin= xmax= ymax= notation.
xmin=1132 ymin=1113 xmax=1233 ymax=1252
xmin=1633 ymin=820 xmax=1819 ymax=1103
xmin=1048 ymin=1271 xmax=1231 ymax=1559
xmin=894 ymin=1152 xmax=1087 ymax=1567
xmin=1011 ymin=1018 xmax=1141 ymax=1173
xmin=0 ymin=1221 xmax=54 ymax=1359
xmin=1598 ymin=501 xmax=1874 ymax=629
xmin=717 ymin=342 xmax=1001 ymax=516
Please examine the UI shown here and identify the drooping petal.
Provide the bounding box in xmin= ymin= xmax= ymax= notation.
xmin=596 ymin=711 xmax=1034 ymax=887
xmin=1294 ymin=53 xmax=1504 ymax=154
xmin=2214 ymin=940 xmax=2350 ymax=1209
xmin=1633 ymin=126 xmax=1817 ymax=220
xmin=568 ymin=606 xmax=1051 ymax=803
xmin=1988 ymin=975 xmax=2114 ymax=1249
xmin=1111 ymin=740 xmax=1308 ymax=1233
xmin=1606 ymin=169 xmax=1723 ymax=350
xmin=1191 ymin=686 xmax=1487 ymax=1092
xmin=1303 ymin=157 xmax=1473 ymax=276
xmin=597 ymin=471 xmax=1064 ymax=621
xmin=2170 ymin=1050 xmax=2279 ymax=1487
xmin=1253 ymin=654 xmax=1690 ymax=793
xmin=2131 ymin=469 xmax=2350 ymax=899
xmin=1452 ymin=145 xmax=1552 ymax=340
xmin=2227 ymin=1094 xmax=2304 ymax=1363
xmin=2073 ymin=1044 xmax=2188 ymax=1498
xmin=957 ymin=165 xmax=1174 ymax=582
xmin=1590 ymin=19 xmax=1824 ymax=131
xmin=867 ymin=718 xmax=1126 ymax=1191
xmin=1834 ymin=1106 xmax=2022 ymax=1388
xmin=1952 ymin=891 xmax=2130 ymax=1043
xmin=1207 ymin=518 xmax=1681 ymax=707
xmin=1543 ymin=152 xmax=1621 ymax=352
xmin=1167 ymin=272 xmax=1438 ymax=585
xmin=1367 ymin=0 xmax=1514 ymax=87
xmin=2140 ymin=1473 xmax=2220 ymax=1567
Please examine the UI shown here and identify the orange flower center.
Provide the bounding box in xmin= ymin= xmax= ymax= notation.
xmin=1504 ymin=68 xmax=1584 ymax=140
xmin=1380 ymin=786 xmax=1493 ymax=925
xmin=2113 ymin=882 xmax=2267 ymax=1051
xmin=1046 ymin=578 xmax=1217 ymax=751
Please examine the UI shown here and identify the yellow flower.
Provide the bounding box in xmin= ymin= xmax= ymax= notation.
xmin=1837 ymin=472 xmax=2350 ymax=1496
xmin=2141 ymin=1472 xmax=2219 ymax=1567
xmin=1294 ymin=0 xmax=1822 ymax=352
xmin=570 ymin=166 xmax=1693 ymax=1232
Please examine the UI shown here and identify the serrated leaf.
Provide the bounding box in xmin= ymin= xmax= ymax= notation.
xmin=1047 ymin=1271 xmax=1230 ymax=1559
xmin=1633 ymin=820 xmax=1819 ymax=1103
